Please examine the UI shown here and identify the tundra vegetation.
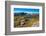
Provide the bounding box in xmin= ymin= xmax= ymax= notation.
xmin=14 ymin=13 xmax=39 ymax=27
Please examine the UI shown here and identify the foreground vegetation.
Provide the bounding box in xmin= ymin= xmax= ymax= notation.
xmin=14 ymin=15 xmax=39 ymax=27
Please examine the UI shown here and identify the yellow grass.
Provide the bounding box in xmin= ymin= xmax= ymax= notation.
xmin=14 ymin=16 xmax=39 ymax=27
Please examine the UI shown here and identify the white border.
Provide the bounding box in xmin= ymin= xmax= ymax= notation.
xmin=11 ymin=5 xmax=42 ymax=32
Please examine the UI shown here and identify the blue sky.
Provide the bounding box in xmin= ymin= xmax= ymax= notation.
xmin=14 ymin=8 xmax=39 ymax=14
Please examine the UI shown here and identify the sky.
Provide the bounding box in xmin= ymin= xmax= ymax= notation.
xmin=14 ymin=8 xmax=39 ymax=14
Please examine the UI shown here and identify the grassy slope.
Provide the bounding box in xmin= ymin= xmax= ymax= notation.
xmin=14 ymin=16 xmax=39 ymax=27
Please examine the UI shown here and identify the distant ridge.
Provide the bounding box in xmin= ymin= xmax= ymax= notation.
xmin=14 ymin=12 xmax=39 ymax=17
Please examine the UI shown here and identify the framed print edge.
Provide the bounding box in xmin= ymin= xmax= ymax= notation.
xmin=5 ymin=1 xmax=45 ymax=35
